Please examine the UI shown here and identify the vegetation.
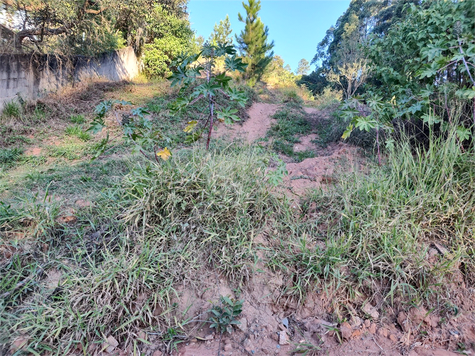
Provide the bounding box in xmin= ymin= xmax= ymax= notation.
xmin=236 ymin=0 xmax=274 ymax=85
xmin=2 ymin=0 xmax=475 ymax=354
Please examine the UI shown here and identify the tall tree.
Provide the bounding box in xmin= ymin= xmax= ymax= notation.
xmin=235 ymin=0 xmax=274 ymax=84
xmin=296 ymin=59 xmax=310 ymax=76
xmin=209 ymin=15 xmax=233 ymax=46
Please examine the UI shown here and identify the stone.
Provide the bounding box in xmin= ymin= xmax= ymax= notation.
xmin=397 ymin=311 xmax=409 ymax=332
xmin=153 ymin=351 xmax=163 ymax=356
xmin=389 ymin=334 xmax=398 ymax=342
xmin=362 ymin=303 xmax=379 ymax=320
xmin=237 ymin=317 xmax=248 ymax=332
xmin=340 ymin=322 xmax=352 ymax=340
xmin=224 ymin=343 xmax=232 ymax=351
xmin=278 ymin=331 xmax=289 ymax=345
xmin=377 ymin=328 xmax=388 ymax=338
xmin=368 ymin=323 xmax=377 ymax=334
xmin=364 ymin=319 xmax=371 ymax=328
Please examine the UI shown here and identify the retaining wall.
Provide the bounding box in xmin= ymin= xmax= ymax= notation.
xmin=0 ymin=47 xmax=139 ymax=110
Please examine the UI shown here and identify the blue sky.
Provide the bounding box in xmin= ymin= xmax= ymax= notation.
xmin=187 ymin=0 xmax=351 ymax=72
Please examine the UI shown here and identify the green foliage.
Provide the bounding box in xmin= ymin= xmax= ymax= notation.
xmin=3 ymin=0 xmax=189 ymax=55
xmin=0 ymin=147 xmax=24 ymax=166
xmin=69 ymin=114 xmax=86 ymax=124
xmin=209 ymin=296 xmax=244 ymax=334
xmin=209 ymin=15 xmax=233 ymax=47
xmin=1 ymin=101 xmax=22 ymax=119
xmin=169 ymin=42 xmax=248 ymax=149
xmin=142 ymin=4 xmax=195 ymax=78
xmin=65 ymin=125 xmax=92 ymax=141
xmin=262 ymin=55 xmax=298 ymax=88
xmin=236 ymin=0 xmax=274 ymax=84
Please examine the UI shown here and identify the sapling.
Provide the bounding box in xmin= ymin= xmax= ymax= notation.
xmin=168 ymin=42 xmax=248 ymax=149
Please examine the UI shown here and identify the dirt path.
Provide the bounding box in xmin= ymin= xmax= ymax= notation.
xmin=213 ymin=102 xmax=280 ymax=143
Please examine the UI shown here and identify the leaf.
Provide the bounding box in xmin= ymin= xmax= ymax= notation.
xmin=156 ymin=147 xmax=171 ymax=161
xmin=456 ymin=126 xmax=471 ymax=142
xmin=342 ymin=124 xmax=354 ymax=139
xmin=184 ymin=120 xmax=198 ymax=133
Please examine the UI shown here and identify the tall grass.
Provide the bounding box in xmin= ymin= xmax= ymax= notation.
xmin=0 ymin=146 xmax=291 ymax=354
xmin=123 ymin=146 xmax=287 ymax=279
xmin=275 ymin=128 xmax=475 ymax=303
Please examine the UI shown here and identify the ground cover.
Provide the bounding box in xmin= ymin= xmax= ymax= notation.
xmin=1 ymin=80 xmax=474 ymax=356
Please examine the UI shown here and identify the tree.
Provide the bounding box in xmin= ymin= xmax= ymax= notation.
xmin=0 ymin=0 xmax=189 ymax=55
xmin=262 ymin=55 xmax=296 ymax=87
xmin=296 ymin=59 xmax=310 ymax=76
xmin=235 ymin=0 xmax=274 ymax=85
xmin=209 ymin=15 xmax=233 ymax=46
xmin=142 ymin=4 xmax=195 ymax=78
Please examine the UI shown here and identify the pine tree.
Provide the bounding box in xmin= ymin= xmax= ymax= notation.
xmin=209 ymin=15 xmax=233 ymax=46
xmin=236 ymin=0 xmax=274 ymax=84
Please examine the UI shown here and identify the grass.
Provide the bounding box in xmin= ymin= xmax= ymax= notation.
xmin=64 ymin=125 xmax=91 ymax=141
xmin=1 ymin=101 xmax=22 ymax=119
xmin=267 ymin=103 xmax=316 ymax=161
xmin=270 ymin=128 xmax=475 ymax=307
xmin=69 ymin=114 xmax=86 ymax=124
xmin=1 ymin=78 xmax=474 ymax=353
xmin=0 ymin=145 xmax=290 ymax=354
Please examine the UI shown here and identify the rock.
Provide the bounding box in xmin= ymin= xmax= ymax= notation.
xmin=237 ymin=317 xmax=248 ymax=332
xmin=397 ymin=311 xmax=409 ymax=332
xmin=203 ymin=334 xmax=214 ymax=341
xmin=105 ymin=335 xmax=119 ymax=353
xmin=368 ymin=323 xmax=377 ymax=334
xmin=57 ymin=215 xmax=77 ymax=224
xmin=340 ymin=322 xmax=352 ymax=340
xmin=271 ymin=332 xmax=279 ymax=342
xmin=224 ymin=343 xmax=232 ymax=351
xmin=364 ymin=319 xmax=371 ymax=328
xmin=351 ymin=316 xmax=362 ymax=328
xmin=278 ymin=331 xmax=289 ymax=345
xmin=11 ymin=335 xmax=29 ymax=352
xmin=389 ymin=334 xmax=398 ymax=342
xmin=361 ymin=303 xmax=379 ymax=320
xmin=281 ymin=317 xmax=289 ymax=329
xmin=75 ymin=199 xmax=92 ymax=208
xmin=352 ymin=329 xmax=362 ymax=338
xmin=153 ymin=351 xmax=163 ymax=356
xmin=377 ymin=328 xmax=388 ymax=338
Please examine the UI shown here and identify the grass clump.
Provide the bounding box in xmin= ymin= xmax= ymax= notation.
xmin=123 ymin=145 xmax=285 ymax=279
xmin=69 ymin=114 xmax=86 ymax=124
xmin=64 ymin=125 xmax=91 ymax=141
xmin=0 ymin=146 xmax=289 ymax=354
xmin=1 ymin=101 xmax=22 ymax=119
xmin=0 ymin=147 xmax=24 ymax=169
xmin=275 ymin=129 xmax=475 ymax=304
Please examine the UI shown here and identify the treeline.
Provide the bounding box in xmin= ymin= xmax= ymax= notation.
xmin=301 ymin=0 xmax=474 ymax=147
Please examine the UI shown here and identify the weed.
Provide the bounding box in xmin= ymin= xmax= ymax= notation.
xmin=69 ymin=114 xmax=86 ymax=124
xmin=0 ymin=147 xmax=24 ymax=166
xmin=209 ymin=296 xmax=243 ymax=334
xmin=65 ymin=125 xmax=91 ymax=141
xmin=272 ymin=128 xmax=475 ymax=303
xmin=1 ymin=101 xmax=21 ymax=119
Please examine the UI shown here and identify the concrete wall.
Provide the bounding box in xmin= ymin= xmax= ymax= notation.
xmin=0 ymin=47 xmax=139 ymax=111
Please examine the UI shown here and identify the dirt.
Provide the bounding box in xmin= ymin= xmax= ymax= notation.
xmin=213 ymin=102 xmax=280 ymax=143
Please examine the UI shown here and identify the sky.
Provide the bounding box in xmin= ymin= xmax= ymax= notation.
xmin=187 ymin=0 xmax=351 ymax=73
